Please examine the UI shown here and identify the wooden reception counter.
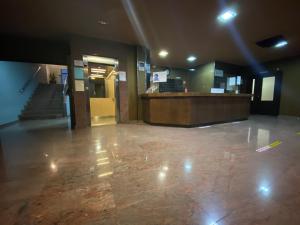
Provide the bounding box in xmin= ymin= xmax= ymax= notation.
xmin=141 ymin=92 xmax=251 ymax=127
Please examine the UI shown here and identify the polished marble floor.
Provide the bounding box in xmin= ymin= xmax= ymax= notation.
xmin=91 ymin=116 xmax=116 ymax=127
xmin=0 ymin=116 xmax=300 ymax=225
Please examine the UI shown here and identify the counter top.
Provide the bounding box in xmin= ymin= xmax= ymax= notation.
xmin=141 ymin=92 xmax=251 ymax=98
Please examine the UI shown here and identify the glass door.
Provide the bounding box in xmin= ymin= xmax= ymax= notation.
xmin=251 ymin=71 xmax=282 ymax=115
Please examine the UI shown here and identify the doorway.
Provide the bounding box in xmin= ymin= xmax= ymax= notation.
xmin=251 ymin=71 xmax=282 ymax=116
xmin=83 ymin=56 xmax=119 ymax=126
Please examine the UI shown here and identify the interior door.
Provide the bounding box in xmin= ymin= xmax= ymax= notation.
xmin=251 ymin=71 xmax=282 ymax=115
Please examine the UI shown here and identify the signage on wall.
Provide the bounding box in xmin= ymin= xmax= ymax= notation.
xmin=74 ymin=60 xmax=84 ymax=67
xmin=138 ymin=61 xmax=145 ymax=71
xmin=75 ymin=80 xmax=85 ymax=92
xmin=118 ymin=71 xmax=127 ymax=81
xmin=74 ymin=67 xmax=84 ymax=79
xmin=153 ymin=70 xmax=168 ymax=83
xmin=211 ymin=88 xmax=225 ymax=94
xmin=145 ymin=63 xmax=151 ymax=73
xmin=215 ymin=69 xmax=224 ymax=77
xmin=237 ymin=76 xmax=242 ymax=85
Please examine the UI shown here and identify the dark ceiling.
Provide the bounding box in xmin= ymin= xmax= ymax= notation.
xmin=1 ymin=0 xmax=300 ymax=68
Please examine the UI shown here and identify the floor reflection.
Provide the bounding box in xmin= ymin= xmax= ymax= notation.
xmin=91 ymin=116 xmax=116 ymax=126
xmin=0 ymin=116 xmax=300 ymax=224
xmin=257 ymin=128 xmax=270 ymax=148
xmin=247 ymin=127 xmax=251 ymax=143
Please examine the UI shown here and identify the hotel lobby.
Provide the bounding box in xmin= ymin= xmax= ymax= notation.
xmin=1 ymin=1 xmax=300 ymax=225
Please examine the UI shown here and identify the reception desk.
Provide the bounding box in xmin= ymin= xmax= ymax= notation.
xmin=141 ymin=92 xmax=251 ymax=127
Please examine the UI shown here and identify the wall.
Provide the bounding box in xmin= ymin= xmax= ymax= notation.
xmin=152 ymin=66 xmax=189 ymax=82
xmin=69 ymin=36 xmax=137 ymax=128
xmin=136 ymin=46 xmax=150 ymax=120
xmin=189 ymin=62 xmax=215 ymax=92
xmin=45 ymin=64 xmax=68 ymax=84
xmin=264 ymin=57 xmax=300 ymax=116
xmin=0 ymin=61 xmax=39 ymax=125
xmin=215 ymin=61 xmax=249 ymax=93
xmin=36 ymin=65 xmax=48 ymax=84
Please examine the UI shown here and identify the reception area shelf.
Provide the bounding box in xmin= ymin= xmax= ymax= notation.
xmin=141 ymin=92 xmax=251 ymax=127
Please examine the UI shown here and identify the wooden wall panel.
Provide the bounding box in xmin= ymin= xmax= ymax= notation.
xmin=142 ymin=93 xmax=251 ymax=127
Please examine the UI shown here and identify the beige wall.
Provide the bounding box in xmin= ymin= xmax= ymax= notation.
xmin=36 ymin=64 xmax=67 ymax=84
xmin=265 ymin=57 xmax=300 ymax=116
xmin=46 ymin=64 xmax=67 ymax=84
xmin=189 ymin=62 xmax=215 ymax=92
xmin=36 ymin=64 xmax=48 ymax=84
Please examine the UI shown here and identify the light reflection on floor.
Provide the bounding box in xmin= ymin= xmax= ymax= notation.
xmin=91 ymin=116 xmax=116 ymax=126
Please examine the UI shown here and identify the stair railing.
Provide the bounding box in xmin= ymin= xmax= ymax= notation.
xmin=62 ymin=74 xmax=68 ymax=96
xmin=19 ymin=66 xmax=42 ymax=94
xmin=62 ymin=74 xmax=69 ymax=116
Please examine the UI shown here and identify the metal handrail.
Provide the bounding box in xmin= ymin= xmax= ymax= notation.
xmin=19 ymin=66 xmax=42 ymax=94
xmin=62 ymin=74 xmax=68 ymax=96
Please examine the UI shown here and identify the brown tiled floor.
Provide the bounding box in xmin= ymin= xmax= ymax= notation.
xmin=0 ymin=116 xmax=300 ymax=225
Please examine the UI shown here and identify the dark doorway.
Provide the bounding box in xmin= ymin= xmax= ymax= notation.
xmin=251 ymin=71 xmax=282 ymax=116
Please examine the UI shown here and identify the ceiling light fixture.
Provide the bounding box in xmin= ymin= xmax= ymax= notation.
xmin=189 ymin=68 xmax=195 ymax=72
xmin=256 ymin=35 xmax=287 ymax=48
xmin=274 ymin=40 xmax=288 ymax=48
xmin=158 ymin=50 xmax=168 ymax=58
xmin=84 ymin=55 xmax=118 ymax=66
xmin=187 ymin=56 xmax=197 ymax=62
xmin=90 ymin=74 xmax=104 ymax=79
xmin=217 ymin=9 xmax=238 ymax=23
xmin=91 ymin=68 xmax=106 ymax=73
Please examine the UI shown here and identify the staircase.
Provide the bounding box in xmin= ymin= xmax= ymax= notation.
xmin=20 ymin=84 xmax=65 ymax=120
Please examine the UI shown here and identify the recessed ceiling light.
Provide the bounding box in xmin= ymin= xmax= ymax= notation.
xmin=187 ymin=56 xmax=197 ymax=62
xmin=189 ymin=68 xmax=195 ymax=71
xmin=158 ymin=50 xmax=168 ymax=58
xmin=217 ymin=9 xmax=237 ymax=23
xmin=256 ymin=35 xmax=287 ymax=48
xmin=98 ymin=20 xmax=108 ymax=25
xmin=275 ymin=40 xmax=288 ymax=48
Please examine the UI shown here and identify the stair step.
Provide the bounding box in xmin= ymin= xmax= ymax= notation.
xmin=26 ymin=102 xmax=63 ymax=106
xmin=21 ymin=111 xmax=64 ymax=115
xmin=23 ymin=106 xmax=64 ymax=110
xmin=22 ymin=110 xmax=64 ymax=114
xmin=19 ymin=84 xmax=66 ymax=120
xmin=25 ymin=103 xmax=64 ymax=107
xmin=21 ymin=114 xmax=64 ymax=118
xmin=26 ymin=102 xmax=63 ymax=105
xmin=20 ymin=114 xmax=64 ymax=120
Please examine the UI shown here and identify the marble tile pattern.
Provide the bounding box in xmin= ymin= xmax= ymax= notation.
xmin=0 ymin=116 xmax=300 ymax=225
